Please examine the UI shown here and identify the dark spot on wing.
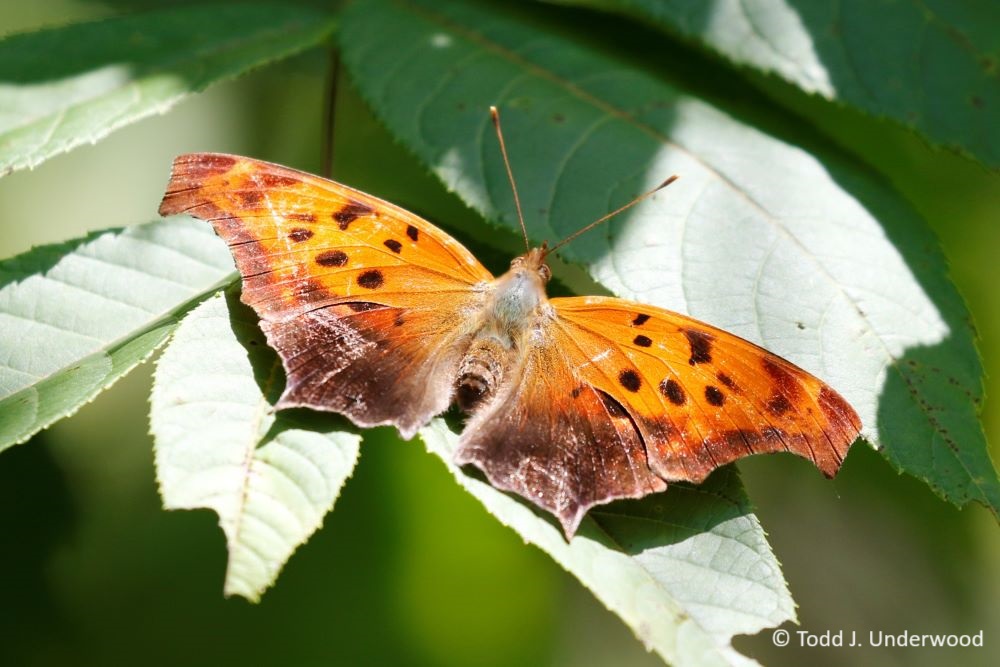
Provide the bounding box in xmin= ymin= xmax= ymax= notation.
xmin=287 ymin=212 xmax=316 ymax=223
xmin=762 ymin=356 xmax=802 ymax=400
xmin=633 ymin=335 xmax=652 ymax=347
xmin=292 ymin=278 xmax=332 ymax=306
xmin=717 ymin=372 xmax=737 ymax=390
xmin=406 ymin=225 xmax=419 ymax=242
xmin=705 ymin=385 xmax=725 ymax=406
xmin=632 ymin=313 xmax=650 ymax=326
xmin=195 ymin=154 xmax=236 ymax=174
xmin=357 ymin=269 xmax=384 ymax=289
xmin=767 ymin=393 xmax=792 ymax=415
xmin=684 ymin=329 xmax=713 ymax=365
xmin=333 ymin=200 xmax=373 ymax=230
xmin=288 ymin=228 xmax=313 ymax=242
xmin=383 ymin=239 xmax=402 ymax=253
xmin=618 ymin=369 xmax=641 ymax=392
xmin=345 ymin=302 xmax=383 ymax=312
xmin=659 ymin=378 xmax=685 ymax=405
xmin=571 ymin=386 xmax=583 ymax=399
xmin=238 ymin=191 xmax=261 ymax=207
xmin=260 ymin=174 xmax=300 ymax=188
xmin=316 ymin=250 xmax=348 ymax=267
xmin=394 ymin=313 xmax=405 ymax=327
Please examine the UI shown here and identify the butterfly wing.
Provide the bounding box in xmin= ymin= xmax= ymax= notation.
xmin=159 ymin=153 xmax=493 ymax=437
xmin=552 ymin=296 xmax=861 ymax=482
xmin=456 ymin=295 xmax=860 ymax=536
xmin=455 ymin=339 xmax=667 ymax=536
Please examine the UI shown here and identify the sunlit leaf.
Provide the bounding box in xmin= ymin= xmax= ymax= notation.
xmin=556 ymin=0 xmax=1000 ymax=170
xmin=0 ymin=218 xmax=234 ymax=451
xmin=0 ymin=3 xmax=335 ymax=176
xmin=150 ymin=289 xmax=361 ymax=601
xmin=422 ymin=421 xmax=789 ymax=667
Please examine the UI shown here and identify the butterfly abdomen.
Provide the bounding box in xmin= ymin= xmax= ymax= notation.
xmin=456 ymin=338 xmax=509 ymax=412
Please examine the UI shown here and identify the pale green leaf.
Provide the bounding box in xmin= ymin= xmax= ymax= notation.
xmin=0 ymin=3 xmax=335 ymax=176
xmin=340 ymin=0 xmax=997 ymax=516
xmin=150 ymin=289 xmax=361 ymax=601
xmin=556 ymin=0 xmax=1000 ymax=169
xmin=422 ymin=421 xmax=789 ymax=667
xmin=0 ymin=218 xmax=234 ymax=451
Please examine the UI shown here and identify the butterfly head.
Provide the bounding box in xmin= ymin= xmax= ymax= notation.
xmin=510 ymin=245 xmax=552 ymax=284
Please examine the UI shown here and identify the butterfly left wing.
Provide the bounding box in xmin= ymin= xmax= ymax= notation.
xmin=159 ymin=153 xmax=494 ymax=437
xmin=456 ymin=295 xmax=860 ymax=536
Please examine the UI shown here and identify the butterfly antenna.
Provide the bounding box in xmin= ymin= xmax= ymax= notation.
xmin=490 ymin=106 xmax=531 ymax=252
xmin=545 ymin=175 xmax=679 ymax=256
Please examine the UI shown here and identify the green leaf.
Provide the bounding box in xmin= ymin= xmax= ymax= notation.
xmin=555 ymin=0 xmax=1000 ymax=170
xmin=150 ymin=289 xmax=361 ymax=602
xmin=0 ymin=3 xmax=335 ymax=177
xmin=0 ymin=218 xmax=234 ymax=452
xmin=339 ymin=1 xmax=997 ymax=512
xmin=422 ymin=421 xmax=791 ymax=667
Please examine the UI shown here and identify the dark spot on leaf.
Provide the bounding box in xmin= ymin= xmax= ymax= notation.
xmin=659 ymin=378 xmax=685 ymax=405
xmin=553 ymin=113 xmax=565 ymax=123
xmin=383 ymin=239 xmax=402 ymax=253
xmin=288 ymin=228 xmax=313 ymax=242
xmin=684 ymin=329 xmax=713 ymax=365
xmin=971 ymin=95 xmax=985 ymax=108
xmin=632 ymin=313 xmax=650 ymax=326
xmin=406 ymin=225 xmax=419 ymax=242
xmin=705 ymin=386 xmax=725 ymax=406
xmin=796 ymin=321 xmax=805 ymax=330
xmin=618 ymin=369 xmax=641 ymax=392
xmin=357 ymin=269 xmax=384 ymax=289
xmin=633 ymin=335 xmax=652 ymax=347
xmin=316 ymin=250 xmax=348 ymax=267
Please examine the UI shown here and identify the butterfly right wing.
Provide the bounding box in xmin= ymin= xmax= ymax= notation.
xmin=159 ymin=153 xmax=493 ymax=437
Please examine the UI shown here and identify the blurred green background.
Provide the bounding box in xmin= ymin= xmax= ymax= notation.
xmin=1 ymin=2 xmax=997 ymax=666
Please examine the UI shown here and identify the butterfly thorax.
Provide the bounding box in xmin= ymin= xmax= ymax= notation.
xmin=455 ymin=248 xmax=552 ymax=412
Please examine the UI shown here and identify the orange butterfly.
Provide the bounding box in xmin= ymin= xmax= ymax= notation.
xmin=159 ymin=114 xmax=860 ymax=538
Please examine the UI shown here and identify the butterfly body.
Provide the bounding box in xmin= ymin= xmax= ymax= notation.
xmin=456 ymin=248 xmax=552 ymax=410
xmin=159 ymin=153 xmax=861 ymax=538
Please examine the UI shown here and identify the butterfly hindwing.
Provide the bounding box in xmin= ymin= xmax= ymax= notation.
xmin=455 ymin=341 xmax=666 ymax=536
xmin=159 ymin=153 xmax=491 ymax=436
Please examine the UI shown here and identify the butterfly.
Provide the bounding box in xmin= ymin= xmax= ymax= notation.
xmin=158 ymin=114 xmax=860 ymax=538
